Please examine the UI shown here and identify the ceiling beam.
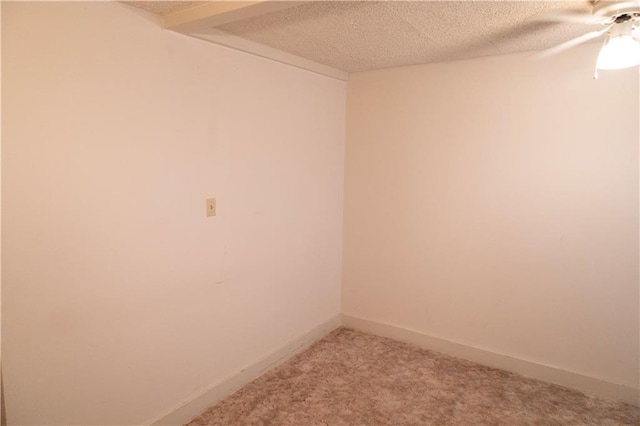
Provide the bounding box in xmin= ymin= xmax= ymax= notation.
xmin=164 ymin=1 xmax=305 ymax=34
xmin=163 ymin=1 xmax=348 ymax=81
xmin=192 ymin=29 xmax=349 ymax=81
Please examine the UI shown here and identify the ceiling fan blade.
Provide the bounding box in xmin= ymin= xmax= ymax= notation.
xmin=534 ymin=26 xmax=610 ymax=59
xmin=537 ymin=11 xmax=611 ymax=25
xmin=593 ymin=1 xmax=640 ymax=16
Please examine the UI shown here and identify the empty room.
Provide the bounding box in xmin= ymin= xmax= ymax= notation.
xmin=2 ymin=0 xmax=639 ymax=425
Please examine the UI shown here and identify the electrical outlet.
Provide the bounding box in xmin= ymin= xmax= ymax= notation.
xmin=206 ymin=198 xmax=216 ymax=217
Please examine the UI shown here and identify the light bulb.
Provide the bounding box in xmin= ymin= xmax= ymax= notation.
xmin=596 ymin=22 xmax=640 ymax=70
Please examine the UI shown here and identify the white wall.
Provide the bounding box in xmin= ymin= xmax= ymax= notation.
xmin=343 ymin=45 xmax=639 ymax=392
xmin=0 ymin=2 xmax=3 ymax=422
xmin=2 ymin=2 xmax=345 ymax=424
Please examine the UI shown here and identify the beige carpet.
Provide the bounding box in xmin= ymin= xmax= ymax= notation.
xmin=187 ymin=327 xmax=640 ymax=425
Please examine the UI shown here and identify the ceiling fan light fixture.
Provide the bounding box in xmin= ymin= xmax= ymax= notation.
xmin=596 ymin=22 xmax=640 ymax=70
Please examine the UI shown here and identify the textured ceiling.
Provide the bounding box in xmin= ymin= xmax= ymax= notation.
xmin=125 ymin=1 xmax=601 ymax=73
xmin=125 ymin=1 xmax=207 ymax=16
xmin=215 ymin=1 xmax=596 ymax=72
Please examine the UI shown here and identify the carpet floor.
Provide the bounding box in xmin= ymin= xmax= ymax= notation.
xmin=187 ymin=327 xmax=640 ymax=425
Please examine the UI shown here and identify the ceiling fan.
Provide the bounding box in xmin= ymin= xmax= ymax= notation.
xmin=537 ymin=0 xmax=640 ymax=78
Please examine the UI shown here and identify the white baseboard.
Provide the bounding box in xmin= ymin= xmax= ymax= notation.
xmin=147 ymin=315 xmax=341 ymax=425
xmin=341 ymin=314 xmax=640 ymax=407
xmin=147 ymin=312 xmax=638 ymax=425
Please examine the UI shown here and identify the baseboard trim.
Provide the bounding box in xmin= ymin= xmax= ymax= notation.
xmin=147 ymin=315 xmax=342 ymax=425
xmin=341 ymin=314 xmax=639 ymax=407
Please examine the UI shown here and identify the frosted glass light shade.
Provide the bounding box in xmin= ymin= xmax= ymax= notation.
xmin=596 ymin=23 xmax=640 ymax=70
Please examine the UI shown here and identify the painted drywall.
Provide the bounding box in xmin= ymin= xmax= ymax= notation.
xmin=2 ymin=2 xmax=345 ymax=425
xmin=0 ymin=2 xmax=3 ymax=422
xmin=343 ymin=45 xmax=639 ymax=392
